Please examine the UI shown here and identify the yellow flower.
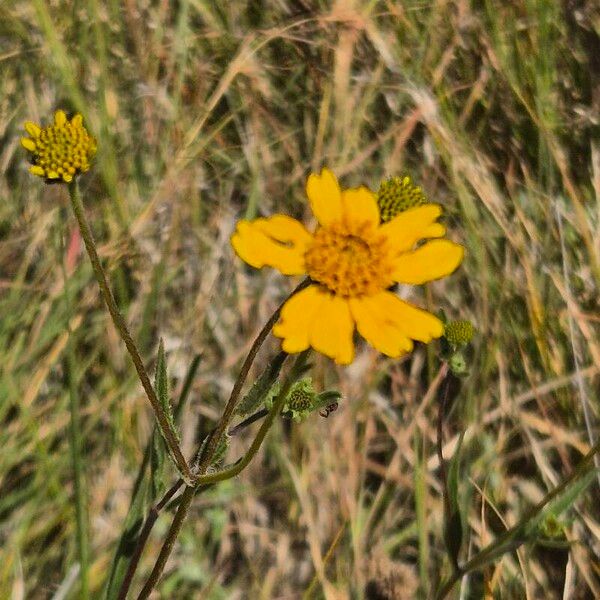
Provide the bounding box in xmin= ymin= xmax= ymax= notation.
xmin=21 ymin=110 xmax=96 ymax=183
xmin=231 ymin=168 xmax=464 ymax=365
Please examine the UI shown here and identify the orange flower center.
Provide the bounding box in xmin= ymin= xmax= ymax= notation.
xmin=304 ymin=221 xmax=394 ymax=297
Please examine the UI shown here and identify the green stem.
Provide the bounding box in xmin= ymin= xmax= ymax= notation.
xmin=67 ymin=182 xmax=193 ymax=484
xmin=133 ymin=282 xmax=309 ymax=597
xmin=110 ymin=353 xmax=201 ymax=600
xmin=435 ymin=437 xmax=600 ymax=599
xmin=191 ymin=278 xmax=310 ymax=481
xmin=115 ymin=402 xmax=273 ymax=599
xmin=60 ymin=225 xmax=89 ymax=599
xmin=136 ymin=485 xmax=195 ymax=600
xmin=137 ymin=353 xmax=309 ymax=599
xmin=194 ymin=354 xmax=306 ymax=486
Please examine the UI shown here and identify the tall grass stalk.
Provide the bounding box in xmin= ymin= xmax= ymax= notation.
xmin=58 ymin=222 xmax=89 ymax=599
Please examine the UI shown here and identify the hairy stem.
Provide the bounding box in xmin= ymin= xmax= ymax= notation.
xmin=137 ymin=352 xmax=306 ymax=599
xmin=191 ymin=279 xmax=310 ymax=481
xmin=193 ymin=357 xmax=302 ymax=486
xmin=67 ymin=182 xmax=192 ymax=483
xmin=115 ymin=354 xmax=201 ymax=599
xmin=116 ymin=402 xmax=273 ymax=598
xmin=134 ymin=281 xmax=309 ymax=597
xmin=136 ymin=485 xmax=195 ymax=600
xmin=436 ymin=363 xmax=459 ymax=574
xmin=117 ymin=479 xmax=183 ymax=600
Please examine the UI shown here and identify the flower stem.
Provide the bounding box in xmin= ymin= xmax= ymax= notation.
xmin=136 ymin=484 xmax=195 ymax=600
xmin=435 ymin=436 xmax=600 ymax=599
xmin=194 ymin=354 xmax=305 ymax=486
xmin=117 ymin=478 xmax=183 ymax=600
xmin=191 ymin=278 xmax=310 ymax=482
xmin=134 ymin=280 xmax=310 ymax=598
xmin=67 ymin=182 xmax=193 ymax=484
xmin=136 ymin=352 xmax=307 ymax=599
xmin=115 ymin=402 xmax=272 ymax=598
xmin=436 ymin=363 xmax=460 ymax=574
xmin=114 ymin=354 xmax=201 ymax=600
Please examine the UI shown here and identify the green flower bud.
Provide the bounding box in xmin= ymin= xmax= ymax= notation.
xmin=449 ymin=352 xmax=468 ymax=377
xmin=377 ymin=175 xmax=427 ymax=223
xmin=539 ymin=514 xmax=565 ymax=539
xmin=282 ymin=379 xmax=317 ymax=422
xmin=444 ymin=320 xmax=474 ymax=347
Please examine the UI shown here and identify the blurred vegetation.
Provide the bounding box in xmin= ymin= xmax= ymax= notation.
xmin=0 ymin=0 xmax=599 ymax=598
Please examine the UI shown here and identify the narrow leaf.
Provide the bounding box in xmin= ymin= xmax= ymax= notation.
xmin=235 ymin=351 xmax=286 ymax=416
xmin=150 ymin=339 xmax=171 ymax=498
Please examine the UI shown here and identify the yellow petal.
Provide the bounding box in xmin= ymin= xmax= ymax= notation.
xmin=24 ymin=121 xmax=41 ymax=138
xmin=309 ymin=292 xmax=354 ymax=365
xmin=273 ymin=285 xmax=325 ymax=354
xmin=21 ymin=137 xmax=36 ymax=152
xmin=380 ymin=204 xmax=446 ymax=254
xmin=391 ymin=239 xmax=464 ymax=284
xmin=71 ymin=114 xmax=83 ymax=127
xmin=341 ymin=186 xmax=379 ymax=227
xmin=54 ymin=110 xmax=67 ymax=126
xmin=29 ymin=165 xmax=45 ymax=177
xmin=350 ymin=294 xmax=413 ymax=357
xmin=381 ymin=294 xmax=444 ymax=342
xmin=306 ymin=167 xmax=343 ymax=226
xmin=231 ymin=215 xmax=312 ymax=275
xmin=350 ymin=292 xmax=444 ymax=357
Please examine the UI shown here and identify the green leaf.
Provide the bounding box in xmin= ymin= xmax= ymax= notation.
xmin=103 ymin=467 xmax=149 ymax=599
xmin=235 ymin=352 xmax=286 ymax=416
xmin=156 ymin=339 xmax=175 ymax=434
xmin=466 ymin=469 xmax=598 ymax=574
xmin=150 ymin=431 xmax=166 ymax=499
xmin=138 ymin=258 xmax=166 ymax=353
xmin=447 ymin=431 xmax=465 ymax=514
xmin=444 ymin=431 xmax=465 ymax=568
xmin=444 ymin=510 xmax=463 ymax=571
xmin=525 ymin=469 xmax=597 ymax=537
xmin=313 ymin=390 xmax=342 ymax=411
xmin=150 ymin=339 xmax=173 ymax=498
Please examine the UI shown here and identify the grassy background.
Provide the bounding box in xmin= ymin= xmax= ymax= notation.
xmin=1 ymin=0 xmax=599 ymax=598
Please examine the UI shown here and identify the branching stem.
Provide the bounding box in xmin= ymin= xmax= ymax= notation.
xmin=133 ymin=280 xmax=310 ymax=597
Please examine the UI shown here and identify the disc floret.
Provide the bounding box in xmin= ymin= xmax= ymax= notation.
xmin=21 ymin=110 xmax=96 ymax=183
xmin=304 ymin=220 xmax=394 ymax=298
xmin=377 ymin=176 xmax=426 ymax=223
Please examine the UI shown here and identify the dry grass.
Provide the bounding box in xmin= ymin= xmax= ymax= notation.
xmin=1 ymin=1 xmax=599 ymax=598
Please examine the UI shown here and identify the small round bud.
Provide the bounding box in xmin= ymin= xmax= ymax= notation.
xmin=539 ymin=514 xmax=565 ymax=539
xmin=449 ymin=352 xmax=468 ymax=377
xmin=377 ymin=176 xmax=427 ymax=222
xmin=444 ymin=320 xmax=474 ymax=346
xmin=287 ymin=385 xmax=314 ymax=413
xmin=283 ymin=379 xmax=317 ymax=422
